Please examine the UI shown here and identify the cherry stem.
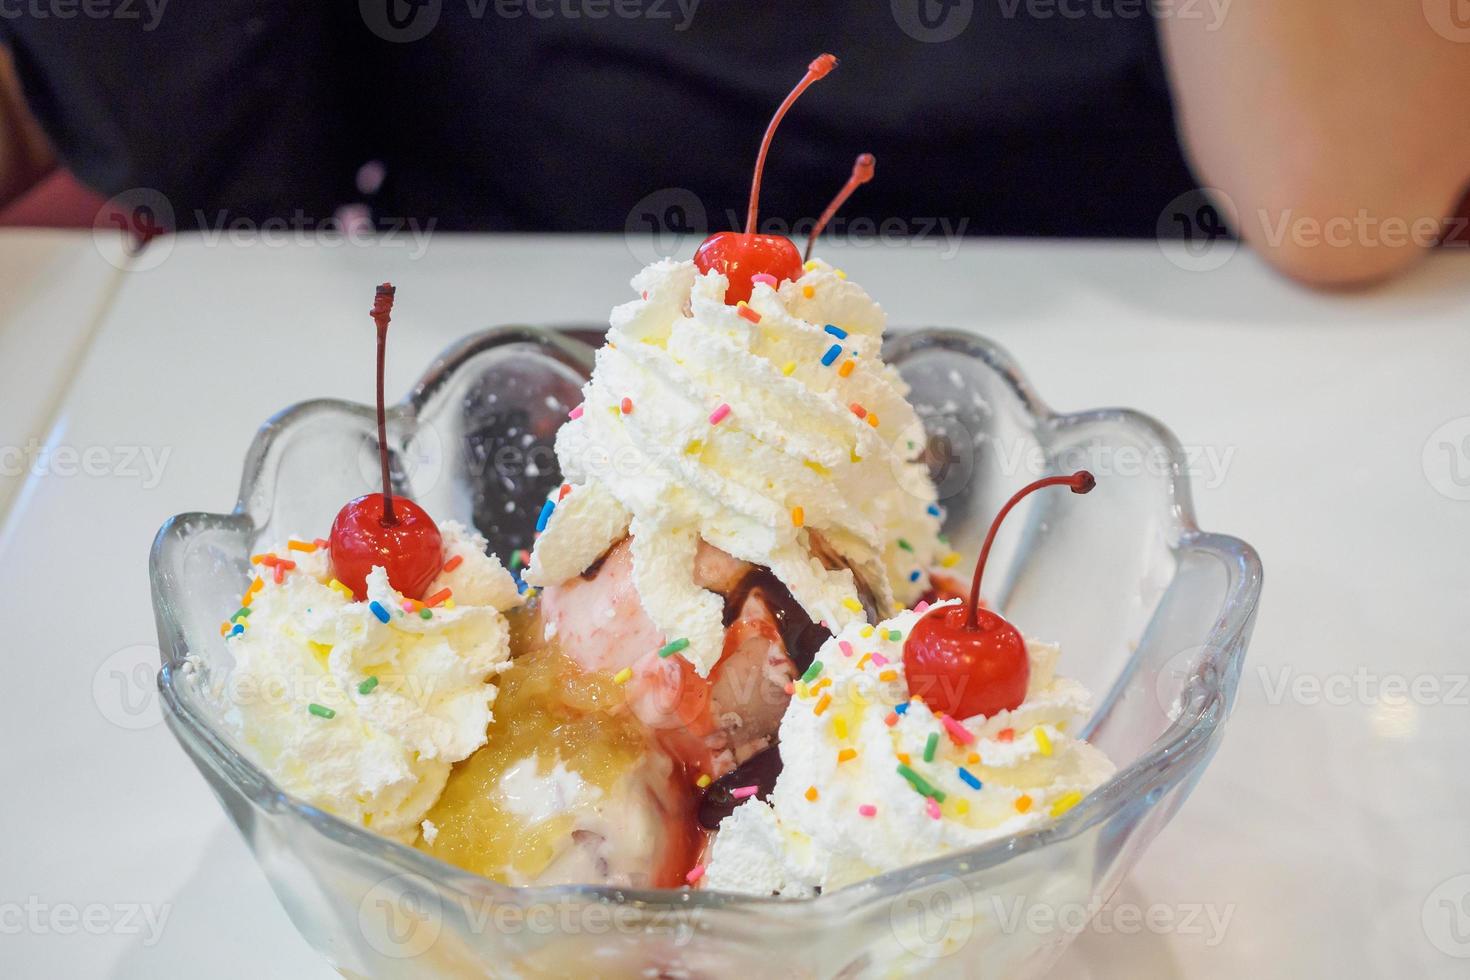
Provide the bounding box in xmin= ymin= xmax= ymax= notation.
xmin=804 ymin=152 xmax=875 ymax=262
xmin=371 ymin=283 xmax=397 ymax=527
xmin=745 ymin=53 xmax=837 ymax=236
xmin=964 ymin=470 xmax=1096 ymax=630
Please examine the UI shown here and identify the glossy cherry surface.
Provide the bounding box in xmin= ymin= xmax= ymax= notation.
xmin=693 ymin=53 xmax=836 ymax=304
xmin=327 ymin=283 xmax=443 ymax=600
xmin=693 ymin=233 xmax=803 ymax=305
xmin=329 ymin=492 xmax=443 ymax=600
xmin=904 ymin=603 xmax=1029 ymax=720
xmin=903 ymin=471 xmax=1096 ymax=719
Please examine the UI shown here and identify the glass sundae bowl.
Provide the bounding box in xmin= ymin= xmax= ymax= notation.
xmin=150 ymin=325 xmax=1260 ymax=979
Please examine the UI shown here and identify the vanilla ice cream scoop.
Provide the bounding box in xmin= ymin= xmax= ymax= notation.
xmin=703 ymin=602 xmax=1116 ymax=896
xmin=217 ymin=521 xmax=520 ymax=842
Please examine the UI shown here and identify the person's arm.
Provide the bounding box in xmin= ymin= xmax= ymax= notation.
xmin=1160 ymin=3 xmax=1470 ymax=288
xmin=0 ymin=44 xmax=54 ymax=210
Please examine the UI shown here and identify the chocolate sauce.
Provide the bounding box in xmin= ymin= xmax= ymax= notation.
xmin=700 ymin=559 xmax=883 ymax=829
xmin=697 ymin=572 xmax=826 ymax=829
xmin=698 ymin=745 xmax=781 ymax=829
xmin=579 ymin=547 xmax=614 ymax=580
xmin=721 ymin=568 xmax=830 ymax=674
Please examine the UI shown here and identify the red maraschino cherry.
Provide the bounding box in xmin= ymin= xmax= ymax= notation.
xmin=693 ymin=53 xmax=838 ymax=305
xmin=903 ymin=471 xmax=1096 ymax=720
xmin=804 ymin=152 xmax=875 ymax=262
xmin=328 ymin=283 xmax=443 ymax=600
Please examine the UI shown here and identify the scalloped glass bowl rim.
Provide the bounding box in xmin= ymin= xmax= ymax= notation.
xmin=152 ymin=324 xmax=1260 ymax=922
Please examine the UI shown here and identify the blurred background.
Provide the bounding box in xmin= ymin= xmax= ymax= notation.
xmin=2 ymin=1 xmax=1467 ymax=288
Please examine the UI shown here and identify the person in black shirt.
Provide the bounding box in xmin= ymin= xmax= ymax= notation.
xmin=1 ymin=1 xmax=1466 ymax=287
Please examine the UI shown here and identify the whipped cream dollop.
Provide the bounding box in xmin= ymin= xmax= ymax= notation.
xmin=219 ymin=521 xmax=519 ymax=842
xmin=703 ymin=602 xmax=1115 ymax=896
xmin=526 ymin=259 xmax=942 ymax=675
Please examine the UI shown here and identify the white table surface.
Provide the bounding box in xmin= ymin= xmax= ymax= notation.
xmin=0 ymin=228 xmax=128 ymax=516
xmin=2 ymin=232 xmax=1468 ymax=978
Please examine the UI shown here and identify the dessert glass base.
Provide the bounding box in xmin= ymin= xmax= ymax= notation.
xmin=151 ymin=326 xmax=1260 ymax=979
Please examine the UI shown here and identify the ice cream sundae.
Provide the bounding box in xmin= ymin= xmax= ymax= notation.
xmin=218 ymin=53 xmax=1116 ymax=897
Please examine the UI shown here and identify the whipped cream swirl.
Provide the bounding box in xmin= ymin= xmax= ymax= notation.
xmin=527 ymin=259 xmax=942 ymax=675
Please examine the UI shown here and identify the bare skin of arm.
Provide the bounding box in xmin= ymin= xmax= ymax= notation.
xmin=1161 ymin=3 xmax=1470 ymax=288
xmin=0 ymin=44 xmax=54 ymax=210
